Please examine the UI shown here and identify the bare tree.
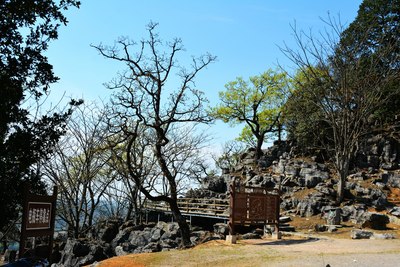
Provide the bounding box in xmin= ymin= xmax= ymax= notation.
xmin=213 ymin=140 xmax=246 ymax=173
xmin=105 ymin=127 xmax=154 ymax=224
xmin=43 ymin=103 xmax=114 ymax=237
xmin=100 ymin=182 xmax=131 ymax=220
xmin=281 ymin=17 xmax=399 ymax=203
xmin=93 ymin=22 xmax=216 ymax=247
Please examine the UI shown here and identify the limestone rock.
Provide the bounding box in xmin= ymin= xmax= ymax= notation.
xmin=99 ymin=219 xmax=120 ymax=243
xmin=371 ymin=233 xmax=396 ymax=239
xmin=389 ymin=207 xmax=400 ymax=217
xmin=351 ymin=229 xmax=373 ymax=239
xmin=213 ymin=223 xmax=229 ymax=236
xmin=360 ymin=213 xmax=389 ymax=230
xmin=325 ymin=208 xmax=341 ymax=225
xmin=241 ymin=232 xmax=261 ymax=239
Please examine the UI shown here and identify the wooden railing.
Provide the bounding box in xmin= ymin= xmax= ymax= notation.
xmin=144 ymin=198 xmax=229 ymax=218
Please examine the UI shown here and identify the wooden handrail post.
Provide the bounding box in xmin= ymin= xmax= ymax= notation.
xmin=214 ymin=198 xmax=216 ymax=215
xmin=229 ymin=179 xmax=235 ymax=235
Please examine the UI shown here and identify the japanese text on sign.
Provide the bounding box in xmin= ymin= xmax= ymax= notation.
xmin=26 ymin=202 xmax=52 ymax=230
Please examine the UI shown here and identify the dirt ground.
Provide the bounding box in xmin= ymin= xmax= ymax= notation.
xmin=3 ymin=216 xmax=399 ymax=267
xmin=90 ymin=216 xmax=400 ymax=267
xmin=93 ymin=236 xmax=400 ymax=267
xmin=93 ymin=216 xmax=400 ymax=267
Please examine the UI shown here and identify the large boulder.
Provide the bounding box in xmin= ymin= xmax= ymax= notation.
xmin=213 ymin=223 xmax=229 ymax=236
xmin=98 ymin=219 xmax=121 ymax=243
xmin=389 ymin=207 xmax=400 ymax=217
xmin=387 ymin=172 xmax=400 ymax=188
xmin=111 ymin=222 xmax=181 ymax=255
xmin=159 ymin=222 xmax=180 ymax=240
xmin=351 ymin=229 xmax=374 ymax=239
xmin=342 ymin=204 xmax=368 ymax=222
xmin=202 ymin=176 xmax=227 ymax=193
xmin=55 ymin=239 xmax=108 ymax=267
xmin=323 ymin=207 xmax=341 ymax=225
xmin=241 ymin=232 xmax=261 ymax=239
xmin=295 ymin=191 xmax=335 ymax=217
xmin=360 ymin=213 xmax=390 ymax=230
xmin=315 ymin=183 xmax=336 ymax=198
xmin=296 ymin=198 xmax=319 ymax=217
xmin=114 ymin=242 xmax=136 ymax=256
xmin=304 ymin=175 xmax=321 ymax=188
xmin=130 ymin=229 xmax=151 ymax=248
xmin=111 ymin=225 xmax=144 ymax=250
xmin=142 ymin=242 xmax=161 ymax=253
xmin=355 ymin=134 xmax=400 ymax=169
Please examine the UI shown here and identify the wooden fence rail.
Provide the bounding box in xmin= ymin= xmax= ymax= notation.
xmin=144 ymin=198 xmax=230 ymax=218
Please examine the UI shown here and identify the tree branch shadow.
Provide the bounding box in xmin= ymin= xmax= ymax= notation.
xmin=254 ymin=237 xmax=320 ymax=246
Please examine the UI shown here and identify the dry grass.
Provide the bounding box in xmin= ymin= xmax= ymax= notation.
xmin=94 ymin=234 xmax=400 ymax=267
xmin=95 ymin=240 xmax=282 ymax=267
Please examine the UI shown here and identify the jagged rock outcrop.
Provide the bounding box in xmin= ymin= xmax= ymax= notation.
xmin=52 ymin=239 xmax=111 ymax=267
xmin=351 ymin=229 xmax=396 ymax=239
xmin=184 ymin=188 xmax=227 ymax=199
xmin=272 ymin=158 xmax=329 ymax=189
xmin=98 ymin=219 xmax=121 ymax=243
xmin=220 ymin=138 xmax=400 ymax=228
xmin=356 ymin=133 xmax=400 ymax=170
xmin=386 ymin=171 xmax=400 ymax=188
xmin=201 ymin=176 xmax=227 ymax=193
xmin=52 ymin=221 xmax=226 ymax=267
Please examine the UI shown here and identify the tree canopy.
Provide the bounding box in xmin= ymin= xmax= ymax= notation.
xmin=211 ymin=69 xmax=289 ymax=159
xmin=0 ymin=0 xmax=80 ymax=232
xmin=282 ymin=67 xmax=332 ymax=157
xmin=339 ymin=0 xmax=400 ymax=123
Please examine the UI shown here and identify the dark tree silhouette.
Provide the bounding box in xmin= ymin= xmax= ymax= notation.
xmin=0 ymin=0 xmax=80 ymax=233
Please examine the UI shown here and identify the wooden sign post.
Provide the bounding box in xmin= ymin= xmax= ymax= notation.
xmin=19 ymin=185 xmax=57 ymax=261
xmin=228 ymin=179 xmax=280 ymax=243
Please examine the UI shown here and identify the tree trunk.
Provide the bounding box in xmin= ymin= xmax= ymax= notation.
xmin=125 ymin=202 xmax=133 ymax=222
xmin=336 ymin=156 xmax=349 ymax=204
xmin=74 ymin=219 xmax=80 ymax=239
xmin=337 ymin=173 xmax=345 ymax=204
xmin=169 ymin=200 xmax=191 ymax=247
xmin=277 ymin=123 xmax=282 ymax=143
xmin=256 ymin=136 xmax=264 ymax=160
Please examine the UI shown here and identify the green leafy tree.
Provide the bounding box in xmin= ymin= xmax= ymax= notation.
xmin=339 ymin=0 xmax=400 ymax=124
xmin=282 ymin=67 xmax=333 ymax=157
xmin=0 ymin=0 xmax=80 ymax=233
xmin=211 ymin=69 xmax=289 ymax=159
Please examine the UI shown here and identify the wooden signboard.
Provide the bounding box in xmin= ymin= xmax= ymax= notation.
xmin=26 ymin=202 xmax=52 ymax=230
xmin=229 ymin=179 xmax=280 ymax=236
xmin=19 ymin=185 xmax=57 ymax=261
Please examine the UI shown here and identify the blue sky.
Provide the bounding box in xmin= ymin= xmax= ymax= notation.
xmin=45 ymin=0 xmax=363 ymax=151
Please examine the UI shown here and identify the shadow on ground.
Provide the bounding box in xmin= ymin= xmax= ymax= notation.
xmin=254 ymin=237 xmax=320 ymax=246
